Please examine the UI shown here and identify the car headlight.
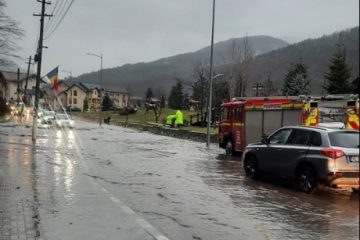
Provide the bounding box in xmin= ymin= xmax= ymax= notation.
xmin=56 ymin=120 xmax=61 ymax=125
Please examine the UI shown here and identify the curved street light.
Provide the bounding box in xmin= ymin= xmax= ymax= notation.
xmin=87 ymin=52 xmax=103 ymax=126
xmin=206 ymin=0 xmax=217 ymax=147
xmin=61 ymin=70 xmax=72 ymax=80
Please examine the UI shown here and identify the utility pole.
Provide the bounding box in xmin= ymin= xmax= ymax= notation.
xmin=87 ymin=52 xmax=103 ymax=126
xmin=20 ymin=56 xmax=32 ymax=116
xmin=24 ymin=56 xmax=32 ymax=104
xmin=206 ymin=0 xmax=216 ymax=147
xmin=16 ymin=68 xmax=20 ymax=106
xmin=253 ymin=82 xmax=263 ymax=97
xmin=32 ymin=0 xmax=52 ymax=142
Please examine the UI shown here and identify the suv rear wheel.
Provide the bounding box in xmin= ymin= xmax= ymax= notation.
xmin=296 ymin=166 xmax=318 ymax=194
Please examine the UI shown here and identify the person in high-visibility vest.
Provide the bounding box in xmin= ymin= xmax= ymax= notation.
xmin=345 ymin=109 xmax=360 ymax=130
xmin=166 ymin=114 xmax=176 ymax=127
xmin=175 ymin=110 xmax=184 ymax=127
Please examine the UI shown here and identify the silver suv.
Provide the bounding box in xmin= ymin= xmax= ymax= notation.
xmin=242 ymin=126 xmax=359 ymax=193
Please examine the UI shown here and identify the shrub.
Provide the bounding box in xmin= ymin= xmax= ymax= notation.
xmin=0 ymin=97 xmax=10 ymax=116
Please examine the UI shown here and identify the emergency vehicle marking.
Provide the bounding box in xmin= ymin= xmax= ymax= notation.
xmin=263 ymin=103 xmax=282 ymax=109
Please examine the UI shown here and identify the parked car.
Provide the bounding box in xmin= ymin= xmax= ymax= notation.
xmin=55 ymin=113 xmax=74 ymax=128
xmin=42 ymin=110 xmax=56 ymax=123
xmin=242 ymin=126 xmax=359 ymax=193
xmin=37 ymin=110 xmax=54 ymax=128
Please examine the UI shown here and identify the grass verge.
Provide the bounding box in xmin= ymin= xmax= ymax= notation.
xmin=72 ymin=108 xmax=218 ymax=135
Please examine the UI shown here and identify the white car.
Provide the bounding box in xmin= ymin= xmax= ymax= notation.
xmin=55 ymin=113 xmax=74 ymax=128
xmin=42 ymin=110 xmax=56 ymax=123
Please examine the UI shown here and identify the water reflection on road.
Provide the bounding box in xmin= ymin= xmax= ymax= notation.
xmin=1 ymin=119 xmax=358 ymax=240
xmin=69 ymin=122 xmax=358 ymax=240
xmin=196 ymin=154 xmax=359 ymax=240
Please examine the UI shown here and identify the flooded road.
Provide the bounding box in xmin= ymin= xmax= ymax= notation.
xmin=1 ymin=120 xmax=359 ymax=240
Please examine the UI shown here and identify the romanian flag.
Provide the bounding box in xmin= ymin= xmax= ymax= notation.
xmin=46 ymin=67 xmax=59 ymax=91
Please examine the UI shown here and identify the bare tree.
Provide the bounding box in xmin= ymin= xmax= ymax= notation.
xmin=154 ymin=87 xmax=167 ymax=123
xmin=153 ymin=102 xmax=162 ymax=123
xmin=223 ymin=37 xmax=254 ymax=98
xmin=223 ymin=40 xmax=240 ymax=98
xmin=124 ymin=85 xmax=132 ymax=127
xmin=0 ymin=0 xmax=24 ymax=67
xmin=192 ymin=62 xmax=209 ymax=125
xmin=261 ymin=75 xmax=278 ymax=96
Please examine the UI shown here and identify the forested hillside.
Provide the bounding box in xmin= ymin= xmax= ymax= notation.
xmin=72 ymin=36 xmax=288 ymax=95
xmin=247 ymin=27 xmax=359 ymax=95
xmin=72 ymin=27 xmax=359 ymax=96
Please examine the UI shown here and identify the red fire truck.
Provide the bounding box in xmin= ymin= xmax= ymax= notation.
xmin=318 ymin=96 xmax=359 ymax=130
xmin=218 ymin=97 xmax=319 ymax=155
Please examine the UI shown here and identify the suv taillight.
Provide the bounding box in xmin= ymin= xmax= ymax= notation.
xmin=320 ymin=148 xmax=345 ymax=159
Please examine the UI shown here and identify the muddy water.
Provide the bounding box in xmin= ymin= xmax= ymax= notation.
xmin=2 ymin=120 xmax=358 ymax=240
xmin=73 ymin=122 xmax=359 ymax=240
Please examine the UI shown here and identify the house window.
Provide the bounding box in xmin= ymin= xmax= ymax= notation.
xmin=69 ymin=98 xmax=72 ymax=104
xmin=73 ymin=98 xmax=77 ymax=104
xmin=74 ymin=90 xmax=77 ymax=96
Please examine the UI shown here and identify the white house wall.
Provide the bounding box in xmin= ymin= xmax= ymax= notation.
xmin=68 ymin=85 xmax=87 ymax=111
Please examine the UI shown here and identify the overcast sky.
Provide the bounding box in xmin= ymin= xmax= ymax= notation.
xmin=4 ymin=0 xmax=359 ymax=78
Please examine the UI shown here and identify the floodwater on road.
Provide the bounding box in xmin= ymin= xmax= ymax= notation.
xmin=1 ymin=120 xmax=359 ymax=240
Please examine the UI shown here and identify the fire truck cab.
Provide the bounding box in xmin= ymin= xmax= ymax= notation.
xmin=219 ymin=97 xmax=318 ymax=155
xmin=318 ymin=95 xmax=359 ymax=130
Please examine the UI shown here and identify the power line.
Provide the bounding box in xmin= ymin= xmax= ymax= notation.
xmin=43 ymin=0 xmax=60 ymax=32
xmin=44 ymin=0 xmax=68 ymax=36
xmin=44 ymin=0 xmax=74 ymax=40
xmin=32 ymin=0 xmax=52 ymax=142
xmin=44 ymin=0 xmax=66 ymax=34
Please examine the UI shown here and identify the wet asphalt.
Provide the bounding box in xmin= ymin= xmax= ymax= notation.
xmin=0 ymin=119 xmax=359 ymax=240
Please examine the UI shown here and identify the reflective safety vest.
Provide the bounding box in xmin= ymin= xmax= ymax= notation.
xmin=302 ymin=101 xmax=318 ymax=126
xmin=346 ymin=110 xmax=359 ymax=130
xmin=175 ymin=110 xmax=183 ymax=126
xmin=345 ymin=100 xmax=359 ymax=130
xmin=166 ymin=114 xmax=176 ymax=125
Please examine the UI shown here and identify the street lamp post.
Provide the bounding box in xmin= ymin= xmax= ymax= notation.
xmin=206 ymin=0 xmax=217 ymax=147
xmin=61 ymin=70 xmax=72 ymax=80
xmin=253 ymin=82 xmax=264 ymax=97
xmin=206 ymin=73 xmax=223 ymax=147
xmin=87 ymin=52 xmax=103 ymax=126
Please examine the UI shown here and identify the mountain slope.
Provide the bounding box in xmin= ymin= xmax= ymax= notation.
xmin=73 ymin=36 xmax=288 ymax=95
xmin=73 ymin=27 xmax=359 ymax=97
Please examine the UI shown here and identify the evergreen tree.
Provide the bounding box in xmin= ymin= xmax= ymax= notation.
xmin=282 ymin=63 xmax=310 ymax=96
xmin=324 ymin=43 xmax=352 ymax=94
xmin=102 ymin=94 xmax=113 ymax=111
xmin=145 ymin=88 xmax=154 ymax=100
xmin=351 ymin=77 xmax=359 ymax=94
xmin=168 ymin=80 xmax=184 ymax=109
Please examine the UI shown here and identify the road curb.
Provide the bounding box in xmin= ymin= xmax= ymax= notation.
xmin=75 ymin=115 xmax=219 ymax=143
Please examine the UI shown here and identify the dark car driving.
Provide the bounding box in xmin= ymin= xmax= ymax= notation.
xmin=242 ymin=126 xmax=359 ymax=193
